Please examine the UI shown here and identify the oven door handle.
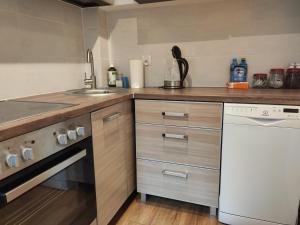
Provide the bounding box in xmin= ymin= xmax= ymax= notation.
xmin=1 ymin=149 xmax=87 ymax=205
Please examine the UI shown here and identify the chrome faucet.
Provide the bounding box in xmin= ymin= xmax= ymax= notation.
xmin=84 ymin=49 xmax=97 ymax=89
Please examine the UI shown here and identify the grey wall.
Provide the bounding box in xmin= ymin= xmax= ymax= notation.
xmin=0 ymin=0 xmax=85 ymax=100
xmin=82 ymin=7 xmax=110 ymax=87
xmin=107 ymin=0 xmax=300 ymax=87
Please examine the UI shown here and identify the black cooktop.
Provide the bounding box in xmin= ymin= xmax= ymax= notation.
xmin=0 ymin=101 xmax=75 ymax=124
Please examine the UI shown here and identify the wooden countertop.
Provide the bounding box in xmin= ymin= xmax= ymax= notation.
xmin=1 ymin=87 xmax=300 ymax=141
xmin=0 ymin=91 xmax=133 ymax=142
xmin=133 ymin=87 xmax=300 ymax=105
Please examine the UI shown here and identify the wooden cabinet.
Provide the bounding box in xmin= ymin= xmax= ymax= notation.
xmin=136 ymin=123 xmax=221 ymax=169
xmin=91 ymin=101 xmax=135 ymax=225
xmin=135 ymin=100 xmax=223 ymax=215
xmin=136 ymin=100 xmax=223 ymax=129
xmin=137 ymin=159 xmax=220 ymax=207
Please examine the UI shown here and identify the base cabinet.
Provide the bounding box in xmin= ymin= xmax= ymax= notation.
xmin=91 ymin=101 xmax=135 ymax=225
xmin=137 ymin=159 xmax=220 ymax=207
xmin=135 ymin=100 xmax=223 ymax=211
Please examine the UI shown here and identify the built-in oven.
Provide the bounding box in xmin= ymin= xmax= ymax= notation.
xmin=0 ymin=114 xmax=96 ymax=225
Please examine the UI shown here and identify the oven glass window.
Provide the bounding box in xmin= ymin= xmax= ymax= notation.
xmin=0 ymin=146 xmax=96 ymax=225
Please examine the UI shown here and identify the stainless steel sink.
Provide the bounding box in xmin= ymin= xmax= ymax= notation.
xmin=66 ymin=88 xmax=127 ymax=96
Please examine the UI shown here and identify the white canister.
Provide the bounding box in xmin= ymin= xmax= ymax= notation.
xmin=130 ymin=59 xmax=144 ymax=88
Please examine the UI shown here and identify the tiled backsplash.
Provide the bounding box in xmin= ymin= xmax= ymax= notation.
xmin=82 ymin=8 xmax=110 ymax=87
xmin=0 ymin=0 xmax=85 ymax=100
xmin=106 ymin=0 xmax=300 ymax=87
xmin=1 ymin=0 xmax=300 ymax=99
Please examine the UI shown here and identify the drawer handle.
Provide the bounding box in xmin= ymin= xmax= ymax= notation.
xmin=162 ymin=112 xmax=188 ymax=119
xmin=162 ymin=133 xmax=188 ymax=141
xmin=103 ymin=112 xmax=121 ymax=122
xmin=162 ymin=170 xmax=188 ymax=179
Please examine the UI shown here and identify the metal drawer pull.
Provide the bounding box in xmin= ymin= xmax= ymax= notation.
xmin=103 ymin=112 xmax=121 ymax=122
xmin=162 ymin=133 xmax=188 ymax=141
xmin=162 ymin=170 xmax=188 ymax=179
xmin=162 ymin=112 xmax=188 ymax=118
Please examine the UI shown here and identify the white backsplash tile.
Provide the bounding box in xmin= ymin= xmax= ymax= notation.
xmin=0 ymin=63 xmax=84 ymax=100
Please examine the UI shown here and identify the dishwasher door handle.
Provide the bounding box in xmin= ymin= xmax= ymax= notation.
xmin=247 ymin=117 xmax=286 ymax=126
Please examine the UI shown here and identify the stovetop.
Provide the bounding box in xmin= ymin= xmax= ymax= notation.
xmin=0 ymin=100 xmax=75 ymax=124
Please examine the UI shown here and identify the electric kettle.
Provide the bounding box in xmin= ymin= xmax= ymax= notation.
xmin=163 ymin=46 xmax=189 ymax=89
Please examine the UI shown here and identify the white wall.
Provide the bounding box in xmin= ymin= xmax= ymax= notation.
xmin=106 ymin=0 xmax=300 ymax=87
xmin=0 ymin=0 xmax=85 ymax=100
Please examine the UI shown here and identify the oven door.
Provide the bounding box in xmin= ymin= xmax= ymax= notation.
xmin=0 ymin=137 xmax=96 ymax=225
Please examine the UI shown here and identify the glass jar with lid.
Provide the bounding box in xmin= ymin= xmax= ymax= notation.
xmin=286 ymin=68 xmax=300 ymax=89
xmin=268 ymin=68 xmax=284 ymax=88
xmin=252 ymin=73 xmax=268 ymax=88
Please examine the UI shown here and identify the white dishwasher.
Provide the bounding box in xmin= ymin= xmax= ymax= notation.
xmin=219 ymin=103 xmax=300 ymax=225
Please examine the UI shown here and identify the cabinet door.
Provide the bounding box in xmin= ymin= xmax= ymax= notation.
xmin=120 ymin=101 xmax=136 ymax=195
xmin=92 ymin=101 xmax=134 ymax=225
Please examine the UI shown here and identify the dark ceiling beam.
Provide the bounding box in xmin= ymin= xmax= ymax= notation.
xmin=62 ymin=0 xmax=110 ymax=8
xmin=135 ymin=0 xmax=174 ymax=3
xmin=61 ymin=0 xmax=175 ymax=8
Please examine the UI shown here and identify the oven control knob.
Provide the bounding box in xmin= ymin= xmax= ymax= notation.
xmin=67 ymin=129 xmax=77 ymax=141
xmin=21 ymin=147 xmax=33 ymax=161
xmin=76 ymin=126 xmax=85 ymax=137
xmin=6 ymin=154 xmax=18 ymax=168
xmin=57 ymin=133 xmax=68 ymax=145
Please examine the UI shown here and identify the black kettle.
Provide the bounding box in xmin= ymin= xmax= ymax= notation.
xmin=163 ymin=46 xmax=189 ymax=89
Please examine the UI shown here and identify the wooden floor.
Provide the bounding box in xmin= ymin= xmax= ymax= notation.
xmin=114 ymin=195 xmax=224 ymax=225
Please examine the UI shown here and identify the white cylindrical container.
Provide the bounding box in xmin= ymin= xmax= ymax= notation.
xmin=130 ymin=59 xmax=144 ymax=88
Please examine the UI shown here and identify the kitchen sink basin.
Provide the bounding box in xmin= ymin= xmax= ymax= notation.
xmin=66 ymin=88 xmax=127 ymax=96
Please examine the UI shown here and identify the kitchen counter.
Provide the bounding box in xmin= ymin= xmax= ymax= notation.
xmin=1 ymin=87 xmax=300 ymax=141
xmin=133 ymin=87 xmax=300 ymax=105
xmin=0 ymin=91 xmax=133 ymax=142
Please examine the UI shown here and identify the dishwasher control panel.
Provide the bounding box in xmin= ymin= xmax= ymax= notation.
xmin=224 ymin=103 xmax=300 ymax=120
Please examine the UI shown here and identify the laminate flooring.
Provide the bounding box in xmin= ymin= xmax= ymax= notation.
xmin=114 ymin=195 xmax=224 ymax=225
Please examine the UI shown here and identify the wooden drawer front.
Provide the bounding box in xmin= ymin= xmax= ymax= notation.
xmin=137 ymin=159 xmax=219 ymax=207
xmin=135 ymin=100 xmax=223 ymax=129
xmin=136 ymin=124 xmax=221 ymax=169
